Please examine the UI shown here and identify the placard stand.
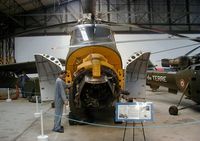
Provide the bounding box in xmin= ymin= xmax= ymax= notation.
xmin=122 ymin=121 xmax=146 ymax=141
xmin=116 ymin=99 xmax=153 ymax=141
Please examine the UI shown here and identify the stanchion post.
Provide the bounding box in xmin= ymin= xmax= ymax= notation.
xmin=37 ymin=110 xmax=48 ymax=141
xmin=34 ymin=96 xmax=41 ymax=118
xmin=6 ymin=88 xmax=12 ymax=102
xmin=63 ymin=104 xmax=67 ymax=116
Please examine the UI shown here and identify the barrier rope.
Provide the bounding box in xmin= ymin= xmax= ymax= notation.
xmin=43 ymin=109 xmax=200 ymax=129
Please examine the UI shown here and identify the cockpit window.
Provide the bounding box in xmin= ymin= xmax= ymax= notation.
xmin=194 ymin=66 xmax=200 ymax=70
xmin=70 ymin=24 xmax=114 ymax=45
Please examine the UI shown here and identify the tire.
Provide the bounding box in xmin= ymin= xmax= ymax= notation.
xmin=169 ymin=106 xmax=178 ymax=115
xmin=150 ymin=85 xmax=159 ymax=92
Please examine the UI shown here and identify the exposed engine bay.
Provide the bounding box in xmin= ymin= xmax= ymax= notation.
xmin=72 ymin=66 xmax=120 ymax=109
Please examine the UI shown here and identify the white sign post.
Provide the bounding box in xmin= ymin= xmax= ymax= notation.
xmin=6 ymin=88 xmax=12 ymax=102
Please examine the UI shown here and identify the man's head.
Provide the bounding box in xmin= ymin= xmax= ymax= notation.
xmin=59 ymin=70 xmax=66 ymax=80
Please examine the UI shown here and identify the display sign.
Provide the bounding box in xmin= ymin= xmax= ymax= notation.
xmin=115 ymin=102 xmax=154 ymax=122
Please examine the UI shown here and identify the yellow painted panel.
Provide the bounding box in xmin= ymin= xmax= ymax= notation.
xmin=66 ymin=45 xmax=122 ymax=76
xmin=65 ymin=45 xmax=124 ymax=88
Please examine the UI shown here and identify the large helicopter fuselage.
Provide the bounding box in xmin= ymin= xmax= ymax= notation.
xmin=65 ymin=24 xmax=124 ymax=121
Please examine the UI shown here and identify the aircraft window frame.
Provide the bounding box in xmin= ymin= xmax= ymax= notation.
xmin=70 ymin=24 xmax=114 ymax=45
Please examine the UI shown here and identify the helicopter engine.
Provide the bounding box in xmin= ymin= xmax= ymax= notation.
xmin=161 ymin=53 xmax=200 ymax=70
xmin=70 ymin=53 xmax=120 ymax=109
xmin=161 ymin=56 xmax=190 ymax=70
xmin=66 ymin=51 xmax=123 ymax=124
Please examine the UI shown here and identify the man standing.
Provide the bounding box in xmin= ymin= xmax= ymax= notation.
xmin=19 ymin=71 xmax=30 ymax=98
xmin=52 ymin=70 xmax=69 ymax=133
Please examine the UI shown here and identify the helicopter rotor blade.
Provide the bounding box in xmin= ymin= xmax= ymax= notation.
xmin=151 ymin=43 xmax=200 ymax=55
xmin=51 ymin=39 xmax=199 ymax=51
xmin=14 ymin=0 xmax=96 ymax=37
xmin=185 ymin=46 xmax=200 ymax=56
xmin=0 ymin=21 xmax=77 ymax=39
xmin=102 ymin=21 xmax=200 ymax=43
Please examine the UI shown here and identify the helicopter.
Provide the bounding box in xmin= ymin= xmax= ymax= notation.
xmin=0 ymin=0 xmax=151 ymax=124
xmin=33 ymin=3 xmax=150 ymax=124
xmin=1 ymin=0 xmax=199 ymax=123
xmin=147 ymin=46 xmax=200 ymax=115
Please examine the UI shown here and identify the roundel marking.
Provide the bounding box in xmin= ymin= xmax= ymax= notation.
xmin=179 ymin=79 xmax=185 ymax=88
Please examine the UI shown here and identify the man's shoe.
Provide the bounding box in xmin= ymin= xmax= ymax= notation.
xmin=52 ymin=128 xmax=64 ymax=133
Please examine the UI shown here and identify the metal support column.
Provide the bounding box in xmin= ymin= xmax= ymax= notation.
xmin=147 ymin=0 xmax=152 ymax=28
xmin=106 ymin=0 xmax=110 ymax=22
xmin=127 ymin=0 xmax=132 ymax=31
xmin=167 ymin=0 xmax=172 ymax=31
xmin=0 ymin=40 xmax=3 ymax=64
xmin=1 ymin=37 xmax=15 ymax=64
xmin=185 ymin=0 xmax=191 ymax=31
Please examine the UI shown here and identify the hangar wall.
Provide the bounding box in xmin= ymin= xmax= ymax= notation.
xmin=15 ymin=34 xmax=200 ymax=68
xmin=115 ymin=34 xmax=200 ymax=67
xmin=15 ymin=36 xmax=70 ymax=63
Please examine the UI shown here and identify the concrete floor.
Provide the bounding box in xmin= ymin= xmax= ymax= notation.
xmin=1 ymin=87 xmax=200 ymax=141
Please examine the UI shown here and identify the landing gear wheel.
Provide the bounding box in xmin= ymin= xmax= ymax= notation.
xmin=150 ymin=85 xmax=159 ymax=92
xmin=169 ymin=106 xmax=178 ymax=115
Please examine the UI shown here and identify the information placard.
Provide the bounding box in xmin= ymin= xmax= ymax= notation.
xmin=115 ymin=102 xmax=154 ymax=122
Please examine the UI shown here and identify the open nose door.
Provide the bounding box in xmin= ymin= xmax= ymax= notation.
xmin=34 ymin=54 xmax=64 ymax=101
xmin=125 ymin=52 xmax=150 ymax=99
